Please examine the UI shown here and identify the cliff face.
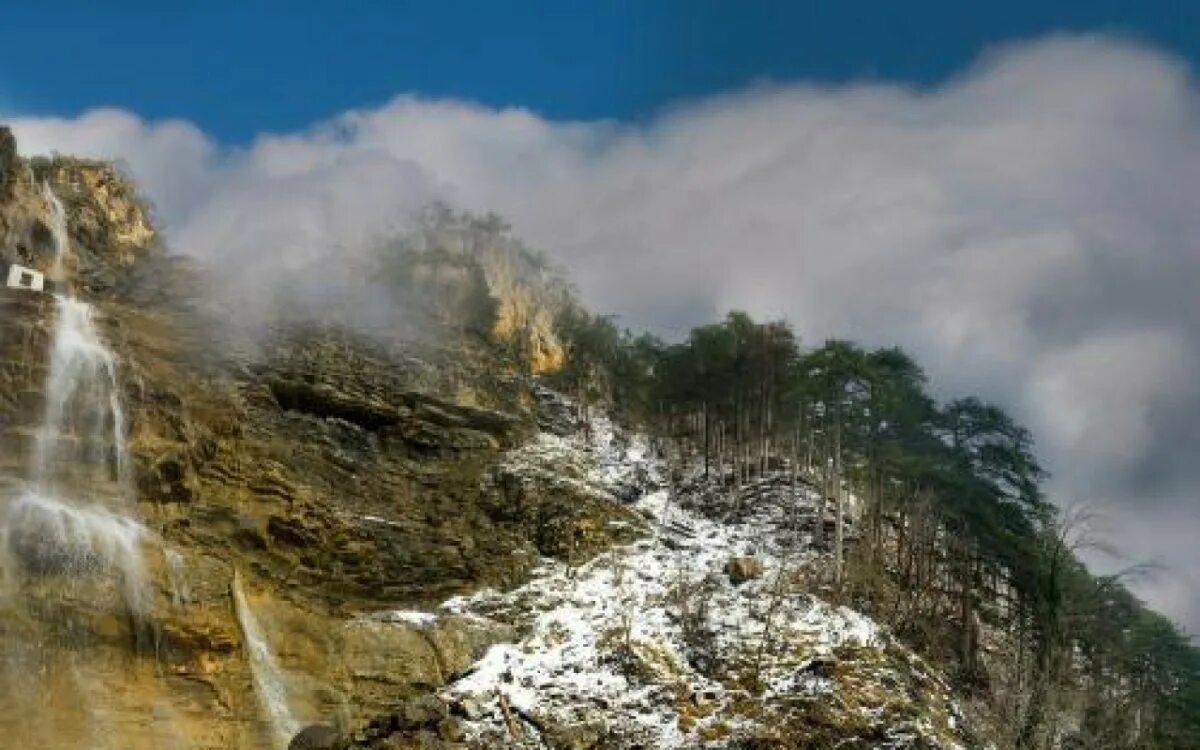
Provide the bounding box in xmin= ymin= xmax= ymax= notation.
xmin=390 ymin=208 xmax=570 ymax=376
xmin=0 ymin=131 xmax=634 ymax=750
xmin=0 ymin=130 xmax=981 ymax=750
xmin=1 ymin=150 xmax=157 ymax=292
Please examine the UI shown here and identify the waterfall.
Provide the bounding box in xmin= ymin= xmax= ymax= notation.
xmin=0 ymin=179 xmax=188 ymax=748
xmin=164 ymin=548 xmax=191 ymax=607
xmin=34 ymin=296 xmax=130 ymax=490
xmin=3 ymin=185 xmax=147 ymax=614
xmin=6 ymin=492 xmax=148 ymax=610
xmin=42 ymin=180 xmax=69 ymax=280
xmin=232 ymin=572 xmax=300 ymax=749
xmin=4 ymin=295 xmax=148 ymax=610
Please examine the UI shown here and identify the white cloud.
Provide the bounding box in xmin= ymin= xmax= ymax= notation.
xmin=10 ymin=108 xmax=217 ymax=223
xmin=8 ymin=34 xmax=1200 ymax=630
xmin=1029 ymin=330 xmax=1195 ymax=470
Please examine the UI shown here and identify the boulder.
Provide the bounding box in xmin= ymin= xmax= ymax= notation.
xmin=289 ymin=724 xmax=346 ymax=750
xmin=725 ymin=556 xmax=765 ymax=585
xmin=348 ymin=695 xmax=466 ymax=749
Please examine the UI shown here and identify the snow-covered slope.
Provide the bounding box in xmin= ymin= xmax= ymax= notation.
xmin=386 ymin=410 xmax=972 ymax=748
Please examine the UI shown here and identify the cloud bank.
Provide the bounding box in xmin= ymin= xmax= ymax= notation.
xmin=8 ymin=35 xmax=1200 ymax=630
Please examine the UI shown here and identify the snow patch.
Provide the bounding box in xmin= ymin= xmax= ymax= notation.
xmin=433 ymin=408 xmax=962 ymax=748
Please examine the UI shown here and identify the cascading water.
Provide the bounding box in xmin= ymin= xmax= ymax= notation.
xmin=42 ymin=180 xmax=70 ymax=280
xmin=164 ymin=547 xmax=191 ymax=607
xmin=232 ymin=572 xmax=301 ymax=749
xmin=4 ymin=292 xmax=149 ymax=613
xmin=2 ymin=181 xmax=146 ymax=602
xmin=0 ymin=183 xmax=160 ymax=747
xmin=33 ymin=295 xmax=131 ymax=490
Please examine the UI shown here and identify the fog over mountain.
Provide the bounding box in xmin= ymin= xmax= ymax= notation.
xmin=8 ymin=34 xmax=1200 ymax=631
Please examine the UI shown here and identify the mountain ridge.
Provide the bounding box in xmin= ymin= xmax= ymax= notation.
xmin=0 ymin=127 xmax=1196 ymax=749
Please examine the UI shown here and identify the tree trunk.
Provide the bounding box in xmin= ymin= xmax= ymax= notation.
xmin=833 ymin=405 xmax=845 ymax=584
xmin=717 ymin=419 xmax=725 ymax=486
xmin=959 ymin=549 xmax=978 ymax=677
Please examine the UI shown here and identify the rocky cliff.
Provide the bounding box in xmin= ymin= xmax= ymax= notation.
xmin=0 ymin=128 xmax=635 ymax=750
xmin=0 ymin=128 xmax=980 ymax=750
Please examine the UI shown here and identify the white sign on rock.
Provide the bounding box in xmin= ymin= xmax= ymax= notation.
xmin=5 ymin=263 xmax=45 ymax=292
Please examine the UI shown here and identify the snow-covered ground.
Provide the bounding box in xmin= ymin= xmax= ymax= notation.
xmin=384 ymin=407 xmax=968 ymax=748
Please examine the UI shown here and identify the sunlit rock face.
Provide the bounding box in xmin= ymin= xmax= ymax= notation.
xmin=483 ymin=248 xmax=566 ymax=375
xmin=394 ymin=208 xmax=570 ymax=376
xmin=0 ymin=130 xmax=621 ymax=749
xmin=0 ymin=146 xmax=158 ymax=296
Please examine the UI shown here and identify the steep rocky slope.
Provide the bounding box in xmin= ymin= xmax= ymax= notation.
xmin=0 ymin=130 xmax=634 ymax=749
xmin=0 ymin=129 xmax=982 ymax=749
xmin=365 ymin=410 xmax=973 ymax=749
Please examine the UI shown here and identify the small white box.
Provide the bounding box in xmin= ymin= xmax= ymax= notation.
xmin=5 ymin=263 xmax=45 ymax=292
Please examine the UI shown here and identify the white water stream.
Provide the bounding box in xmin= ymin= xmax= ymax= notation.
xmin=2 ymin=183 xmax=148 ymax=609
xmin=4 ymin=293 xmax=150 ymax=611
xmin=42 ymin=180 xmax=69 ymax=280
xmin=232 ymin=572 xmax=300 ymax=749
xmin=34 ymin=296 xmax=130 ymax=488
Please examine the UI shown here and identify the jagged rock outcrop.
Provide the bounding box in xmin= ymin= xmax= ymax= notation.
xmin=339 ymin=694 xmax=468 ymax=749
xmin=387 ymin=207 xmax=570 ymax=375
xmin=0 ymin=139 xmax=160 ymax=298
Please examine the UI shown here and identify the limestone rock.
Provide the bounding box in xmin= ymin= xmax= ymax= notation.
xmin=386 ymin=207 xmax=570 ymax=376
xmin=423 ymin=614 xmax=517 ymax=678
xmin=0 ymin=139 xmax=650 ymax=750
xmin=342 ymin=619 xmax=443 ymax=694
xmin=726 ymin=555 xmax=765 ymax=584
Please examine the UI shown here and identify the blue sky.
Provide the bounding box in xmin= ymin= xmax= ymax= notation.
xmin=4 ymin=1 xmax=1200 ymax=142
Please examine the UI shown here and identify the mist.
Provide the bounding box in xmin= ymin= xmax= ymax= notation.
xmin=7 ymin=34 xmax=1200 ymax=630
